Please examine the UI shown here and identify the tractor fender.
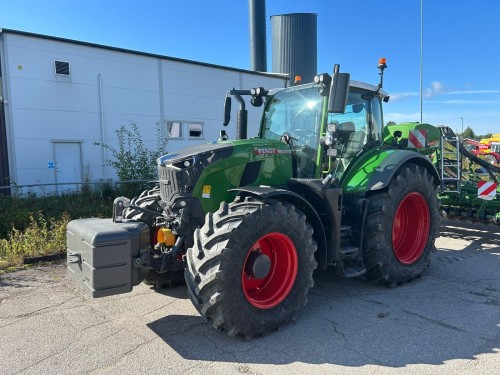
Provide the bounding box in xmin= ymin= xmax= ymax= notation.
xmin=230 ymin=186 xmax=328 ymax=270
xmin=343 ymin=149 xmax=440 ymax=193
xmin=365 ymin=150 xmax=440 ymax=191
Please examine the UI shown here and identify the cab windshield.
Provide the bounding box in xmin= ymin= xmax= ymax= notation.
xmin=261 ymin=84 xmax=384 ymax=178
xmin=262 ymin=84 xmax=323 ymax=149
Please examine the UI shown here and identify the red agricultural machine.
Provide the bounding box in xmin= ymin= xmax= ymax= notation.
xmin=463 ymin=135 xmax=500 ymax=165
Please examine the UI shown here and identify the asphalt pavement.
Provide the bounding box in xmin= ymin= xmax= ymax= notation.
xmin=0 ymin=222 xmax=499 ymax=374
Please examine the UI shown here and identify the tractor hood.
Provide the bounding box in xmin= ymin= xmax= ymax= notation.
xmin=157 ymin=142 xmax=234 ymax=167
xmin=157 ymin=139 xmax=293 ymax=213
xmin=157 ymin=142 xmax=234 ymax=205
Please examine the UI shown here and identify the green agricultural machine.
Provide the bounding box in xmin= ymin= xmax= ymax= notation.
xmin=68 ymin=60 xmax=456 ymax=338
xmin=436 ymin=127 xmax=500 ymax=223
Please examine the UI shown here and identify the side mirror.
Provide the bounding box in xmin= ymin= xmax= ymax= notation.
xmin=328 ymin=64 xmax=350 ymax=113
xmin=223 ymin=96 xmax=232 ymax=126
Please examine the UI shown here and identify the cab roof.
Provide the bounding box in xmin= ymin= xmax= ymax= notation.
xmin=268 ymin=80 xmax=389 ymax=100
xmin=350 ymin=80 xmax=389 ymax=99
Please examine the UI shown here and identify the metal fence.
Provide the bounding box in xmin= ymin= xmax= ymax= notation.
xmin=0 ymin=179 xmax=156 ymax=197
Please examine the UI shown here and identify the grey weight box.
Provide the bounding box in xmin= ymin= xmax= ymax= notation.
xmin=67 ymin=218 xmax=149 ymax=298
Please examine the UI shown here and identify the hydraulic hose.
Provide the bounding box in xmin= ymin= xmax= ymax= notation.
xmin=459 ymin=143 xmax=500 ymax=184
xmin=439 ymin=125 xmax=499 ymax=183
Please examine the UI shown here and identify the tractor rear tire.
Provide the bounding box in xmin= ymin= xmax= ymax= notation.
xmin=185 ymin=197 xmax=317 ymax=339
xmin=363 ymin=163 xmax=440 ymax=285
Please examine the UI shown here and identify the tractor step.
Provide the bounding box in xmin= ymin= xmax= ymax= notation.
xmin=340 ymin=225 xmax=351 ymax=235
xmin=338 ymin=245 xmax=366 ymax=278
xmin=340 ymin=245 xmax=360 ymax=260
xmin=341 ymin=264 xmax=366 ymax=278
xmin=340 ymin=226 xmax=352 ymax=246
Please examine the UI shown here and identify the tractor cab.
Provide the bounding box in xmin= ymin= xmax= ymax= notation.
xmin=260 ymin=81 xmax=387 ymax=180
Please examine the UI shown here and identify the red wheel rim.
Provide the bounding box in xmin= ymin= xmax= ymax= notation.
xmin=242 ymin=232 xmax=298 ymax=309
xmin=392 ymin=192 xmax=430 ymax=264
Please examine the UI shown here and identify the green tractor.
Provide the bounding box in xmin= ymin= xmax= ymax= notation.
xmin=67 ymin=60 xmax=441 ymax=338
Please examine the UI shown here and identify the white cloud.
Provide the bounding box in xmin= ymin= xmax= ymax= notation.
xmin=384 ymin=108 xmax=500 ymax=135
xmin=383 ymin=82 xmax=500 ymax=134
xmin=442 ymin=99 xmax=500 ymax=105
xmin=390 ymin=83 xmax=500 ymax=102
xmin=448 ymin=89 xmax=500 ymax=95
xmin=424 ymin=81 xmax=448 ymax=98
xmin=389 ymin=91 xmax=419 ymax=101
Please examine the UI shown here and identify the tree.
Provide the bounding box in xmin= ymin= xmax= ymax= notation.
xmin=461 ymin=126 xmax=476 ymax=140
xmin=386 ymin=121 xmax=397 ymax=126
xmin=95 ymin=121 xmax=168 ymax=196
xmin=477 ymin=132 xmax=493 ymax=140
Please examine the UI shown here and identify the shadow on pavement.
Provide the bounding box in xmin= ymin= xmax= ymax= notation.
xmin=148 ymin=225 xmax=500 ymax=367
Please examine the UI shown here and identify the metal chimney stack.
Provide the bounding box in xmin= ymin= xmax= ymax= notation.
xmin=248 ymin=0 xmax=267 ymax=72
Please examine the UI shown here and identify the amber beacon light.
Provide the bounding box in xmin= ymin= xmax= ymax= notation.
xmin=378 ymin=57 xmax=387 ymax=69
xmin=377 ymin=57 xmax=388 ymax=90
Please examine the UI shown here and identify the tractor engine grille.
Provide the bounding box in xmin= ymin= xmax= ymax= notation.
xmin=157 ymin=143 xmax=234 ymax=204
xmin=158 ymin=166 xmax=178 ymax=203
xmin=158 ymin=164 xmax=199 ymax=203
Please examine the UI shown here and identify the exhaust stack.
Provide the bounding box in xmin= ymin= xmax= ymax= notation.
xmin=249 ymin=0 xmax=267 ymax=72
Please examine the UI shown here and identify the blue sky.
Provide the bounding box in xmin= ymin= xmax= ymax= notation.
xmin=1 ymin=0 xmax=499 ymax=135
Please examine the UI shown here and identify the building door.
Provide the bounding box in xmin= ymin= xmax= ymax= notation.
xmin=53 ymin=142 xmax=82 ymax=193
xmin=0 ymin=103 xmax=10 ymax=195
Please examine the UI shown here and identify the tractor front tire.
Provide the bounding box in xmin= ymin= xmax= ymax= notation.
xmin=363 ymin=163 xmax=440 ymax=285
xmin=124 ymin=187 xmax=162 ymax=226
xmin=142 ymin=268 xmax=185 ymax=288
xmin=185 ymin=197 xmax=317 ymax=339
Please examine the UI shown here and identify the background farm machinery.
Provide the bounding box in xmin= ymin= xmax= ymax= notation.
xmin=463 ymin=134 xmax=500 ymax=165
xmin=439 ymin=127 xmax=500 ymax=224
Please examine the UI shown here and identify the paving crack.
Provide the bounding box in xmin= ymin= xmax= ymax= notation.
xmin=86 ymin=336 xmax=159 ymax=374
xmin=401 ymin=309 xmax=467 ymax=333
xmin=1 ymin=296 xmax=84 ymax=320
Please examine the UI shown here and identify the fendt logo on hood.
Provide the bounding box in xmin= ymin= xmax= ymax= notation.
xmin=253 ymin=148 xmax=291 ymax=155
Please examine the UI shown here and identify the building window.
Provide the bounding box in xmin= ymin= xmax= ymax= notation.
xmin=165 ymin=121 xmax=204 ymax=139
xmin=188 ymin=123 xmax=204 ymax=139
xmin=55 ymin=60 xmax=70 ymax=75
xmin=166 ymin=121 xmax=183 ymax=138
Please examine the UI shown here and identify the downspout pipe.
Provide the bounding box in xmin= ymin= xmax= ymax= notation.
xmin=98 ymin=74 xmax=107 ymax=179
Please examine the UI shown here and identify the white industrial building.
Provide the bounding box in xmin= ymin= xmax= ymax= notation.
xmin=0 ymin=29 xmax=288 ymax=193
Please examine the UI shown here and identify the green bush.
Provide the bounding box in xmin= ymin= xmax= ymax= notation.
xmin=0 ymin=175 xmax=152 ymax=271
xmin=0 ymin=120 xmax=167 ymax=271
xmin=95 ymin=121 xmax=168 ymax=197
xmin=0 ymin=212 xmax=69 ymax=271
xmin=0 ymin=187 xmax=118 ymax=239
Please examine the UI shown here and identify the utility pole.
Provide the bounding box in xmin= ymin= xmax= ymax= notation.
xmin=420 ymin=0 xmax=423 ymax=123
